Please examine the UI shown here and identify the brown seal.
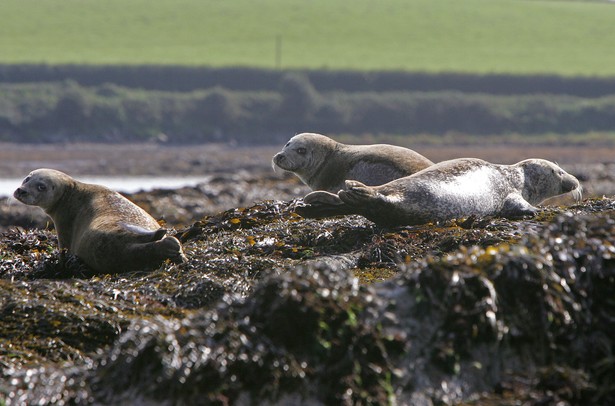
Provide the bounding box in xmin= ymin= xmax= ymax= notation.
xmin=272 ymin=133 xmax=433 ymax=192
xmin=296 ymin=158 xmax=582 ymax=226
xmin=13 ymin=168 xmax=186 ymax=273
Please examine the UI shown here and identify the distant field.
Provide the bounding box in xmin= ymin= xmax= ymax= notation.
xmin=1 ymin=0 xmax=615 ymax=76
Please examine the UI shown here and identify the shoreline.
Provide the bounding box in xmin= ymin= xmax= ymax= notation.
xmin=2 ymin=141 xmax=614 ymax=229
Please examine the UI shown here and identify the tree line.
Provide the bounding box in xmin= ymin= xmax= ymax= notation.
xmin=1 ymin=74 xmax=614 ymax=144
xmin=2 ymin=64 xmax=615 ymax=97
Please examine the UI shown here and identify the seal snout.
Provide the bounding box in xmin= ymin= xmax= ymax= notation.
xmin=273 ymin=152 xmax=285 ymax=165
xmin=561 ymin=173 xmax=583 ymax=202
xmin=561 ymin=174 xmax=580 ymax=193
xmin=13 ymin=187 xmax=27 ymax=201
xmin=272 ymin=152 xmax=291 ymax=171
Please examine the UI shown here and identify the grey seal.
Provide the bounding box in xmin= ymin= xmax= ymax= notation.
xmin=296 ymin=158 xmax=582 ymax=226
xmin=272 ymin=133 xmax=433 ymax=192
xmin=13 ymin=168 xmax=187 ymax=273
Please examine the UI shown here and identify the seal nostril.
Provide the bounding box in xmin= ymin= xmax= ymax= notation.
xmin=13 ymin=187 xmax=27 ymax=200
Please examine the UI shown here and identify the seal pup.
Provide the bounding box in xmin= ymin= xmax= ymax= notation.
xmin=272 ymin=133 xmax=433 ymax=192
xmin=296 ymin=158 xmax=582 ymax=227
xmin=13 ymin=168 xmax=187 ymax=273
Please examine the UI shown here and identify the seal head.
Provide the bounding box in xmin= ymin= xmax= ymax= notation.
xmin=516 ymin=159 xmax=582 ymax=204
xmin=14 ymin=169 xmax=73 ymax=212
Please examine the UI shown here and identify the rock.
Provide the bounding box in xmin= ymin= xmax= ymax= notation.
xmin=1 ymin=194 xmax=614 ymax=405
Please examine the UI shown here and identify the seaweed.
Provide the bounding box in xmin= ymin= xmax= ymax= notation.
xmin=1 ymin=197 xmax=614 ymax=404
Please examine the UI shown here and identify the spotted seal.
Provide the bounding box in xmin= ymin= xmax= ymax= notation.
xmin=272 ymin=132 xmax=433 ymax=192
xmin=13 ymin=168 xmax=186 ymax=273
xmin=296 ymin=158 xmax=582 ymax=226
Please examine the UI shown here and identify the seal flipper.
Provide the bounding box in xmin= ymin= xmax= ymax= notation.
xmin=121 ymin=235 xmax=187 ymax=271
xmin=152 ymin=228 xmax=168 ymax=241
xmin=500 ymin=194 xmax=539 ymax=219
xmin=303 ymin=190 xmax=344 ymax=206
xmin=296 ymin=190 xmax=356 ymax=219
xmin=339 ymin=180 xmax=376 ymax=206
xmin=120 ymin=222 xmax=168 ymax=242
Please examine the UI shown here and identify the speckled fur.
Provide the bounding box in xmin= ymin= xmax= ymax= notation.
xmin=272 ymin=133 xmax=433 ymax=192
xmin=13 ymin=168 xmax=186 ymax=273
xmin=299 ymin=158 xmax=582 ymax=226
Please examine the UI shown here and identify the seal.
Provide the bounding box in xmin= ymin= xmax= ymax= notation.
xmin=272 ymin=133 xmax=433 ymax=192
xmin=296 ymin=158 xmax=582 ymax=226
xmin=13 ymin=168 xmax=187 ymax=273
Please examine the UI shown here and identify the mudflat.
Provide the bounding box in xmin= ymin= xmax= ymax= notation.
xmin=2 ymin=142 xmax=614 ymax=177
xmin=2 ymin=142 xmax=614 ymax=229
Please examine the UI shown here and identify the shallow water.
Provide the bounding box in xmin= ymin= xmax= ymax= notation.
xmin=0 ymin=176 xmax=206 ymax=197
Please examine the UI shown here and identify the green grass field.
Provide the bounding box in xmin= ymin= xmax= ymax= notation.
xmin=1 ymin=0 xmax=614 ymax=76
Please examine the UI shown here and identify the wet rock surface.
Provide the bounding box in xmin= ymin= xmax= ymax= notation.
xmin=1 ymin=193 xmax=614 ymax=405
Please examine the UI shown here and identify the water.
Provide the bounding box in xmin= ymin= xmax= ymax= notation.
xmin=0 ymin=176 xmax=206 ymax=197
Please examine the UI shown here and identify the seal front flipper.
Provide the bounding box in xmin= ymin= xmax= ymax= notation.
xmin=296 ymin=190 xmax=355 ymax=219
xmin=500 ymin=194 xmax=539 ymax=219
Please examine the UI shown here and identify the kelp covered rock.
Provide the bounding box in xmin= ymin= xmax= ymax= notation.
xmin=382 ymin=201 xmax=615 ymax=404
xmin=84 ymin=265 xmax=404 ymax=405
xmin=1 ymin=197 xmax=614 ymax=404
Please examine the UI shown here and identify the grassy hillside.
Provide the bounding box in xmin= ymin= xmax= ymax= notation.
xmin=1 ymin=0 xmax=614 ymax=76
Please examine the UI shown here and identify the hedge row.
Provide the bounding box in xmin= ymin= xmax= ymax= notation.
xmin=1 ymin=76 xmax=614 ymax=144
xmin=2 ymin=64 xmax=615 ymax=97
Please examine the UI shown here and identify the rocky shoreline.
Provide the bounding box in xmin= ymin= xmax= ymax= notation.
xmin=2 ymin=191 xmax=615 ymax=404
xmin=1 ymin=143 xmax=615 ymax=404
xmin=3 ymin=159 xmax=615 ymax=232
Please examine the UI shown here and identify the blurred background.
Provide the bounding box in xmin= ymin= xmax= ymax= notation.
xmin=1 ymin=0 xmax=614 ymax=226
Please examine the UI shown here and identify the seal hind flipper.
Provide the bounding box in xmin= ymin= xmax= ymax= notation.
xmin=296 ymin=190 xmax=356 ymax=219
xmin=339 ymin=180 xmax=376 ymax=206
xmin=155 ymin=235 xmax=187 ymax=264
xmin=152 ymin=228 xmax=168 ymax=241
xmin=120 ymin=223 xmax=168 ymax=242
xmin=114 ymin=235 xmax=186 ymax=272
xmin=303 ymin=190 xmax=344 ymax=206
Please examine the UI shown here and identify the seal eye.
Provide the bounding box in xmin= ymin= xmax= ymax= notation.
xmin=37 ymin=184 xmax=47 ymax=192
xmin=23 ymin=176 xmax=31 ymax=184
xmin=297 ymin=147 xmax=307 ymax=155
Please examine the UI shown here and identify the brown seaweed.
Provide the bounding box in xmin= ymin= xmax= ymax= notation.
xmin=1 ymin=197 xmax=614 ymax=404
